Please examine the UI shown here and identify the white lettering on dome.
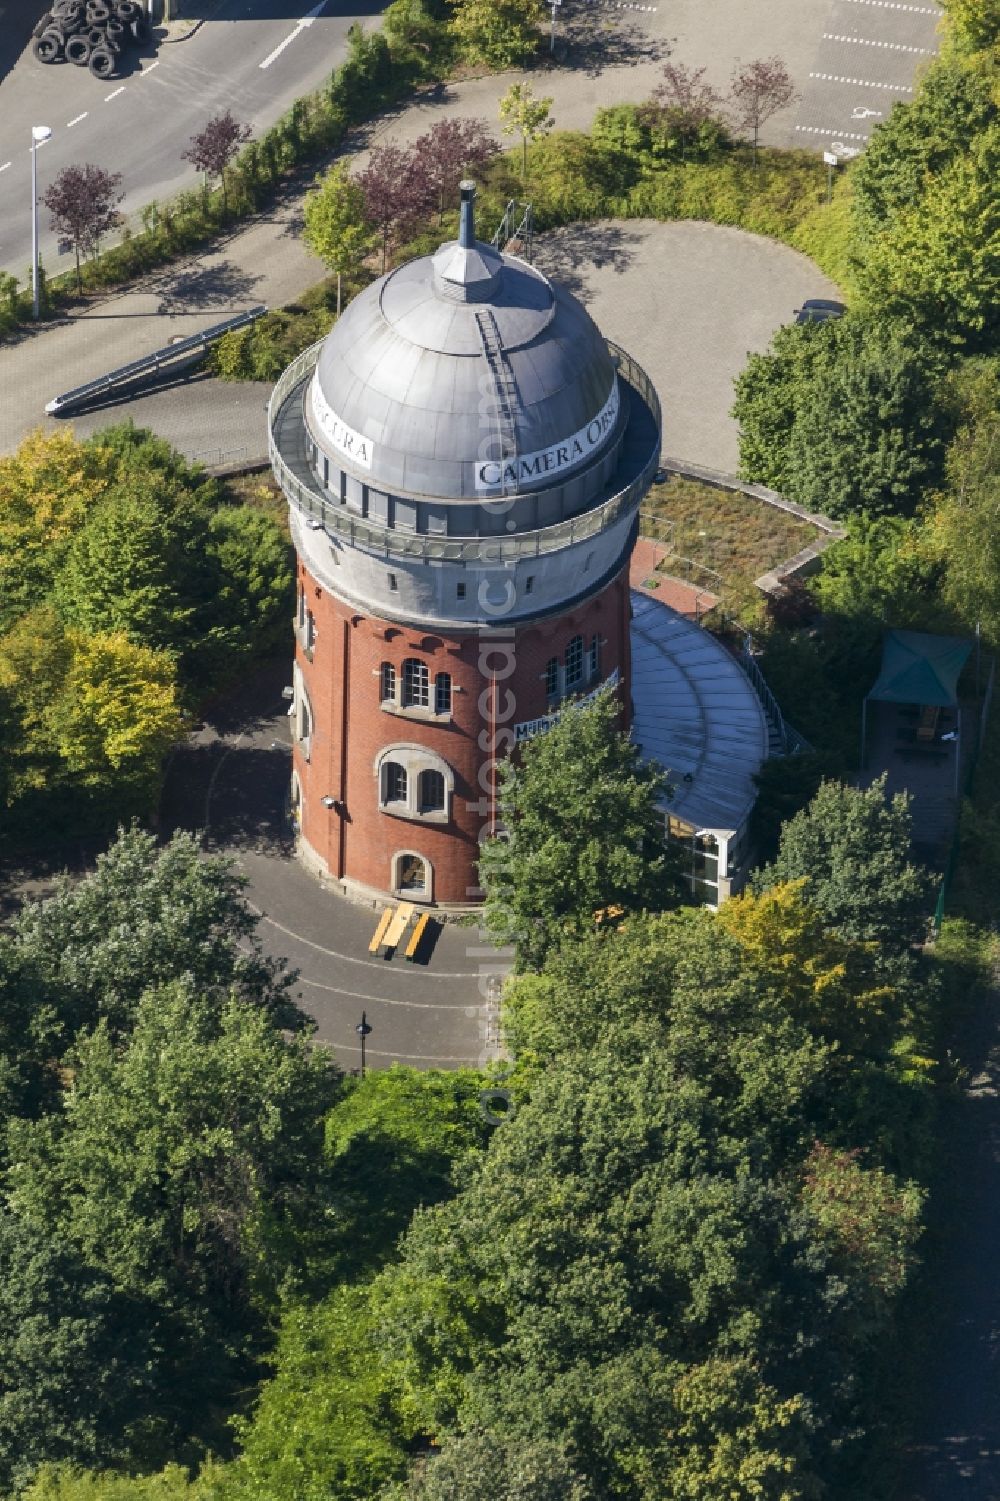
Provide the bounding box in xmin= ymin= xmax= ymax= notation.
xmin=476 ymin=378 xmax=619 ymax=492
xmin=309 ymin=373 xmax=373 ymax=471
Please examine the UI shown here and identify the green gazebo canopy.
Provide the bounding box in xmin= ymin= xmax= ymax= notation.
xmin=867 ymin=629 xmax=972 ymax=707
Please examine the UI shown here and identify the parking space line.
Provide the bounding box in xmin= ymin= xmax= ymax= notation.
xmin=823 ymin=31 xmax=932 ymax=51
xmin=140 ymin=58 xmax=160 ymax=74
xmin=66 ymin=111 xmax=88 ymax=127
xmin=810 ymin=71 xmax=912 ymax=91
xmin=796 ymin=125 xmax=871 ymax=141
xmin=104 ymin=85 xmax=125 ymax=101
xmin=840 ymin=0 xmax=938 ymax=10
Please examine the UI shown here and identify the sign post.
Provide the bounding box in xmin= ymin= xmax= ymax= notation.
xmin=550 ymin=0 xmax=561 ymax=54
xmin=823 ymin=149 xmax=839 ymax=204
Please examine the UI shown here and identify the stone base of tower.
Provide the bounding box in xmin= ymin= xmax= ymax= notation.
xmin=289 ymin=560 xmax=633 ymax=907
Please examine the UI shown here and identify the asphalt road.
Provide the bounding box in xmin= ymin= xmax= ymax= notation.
xmin=0 ymin=0 xmax=382 ymax=279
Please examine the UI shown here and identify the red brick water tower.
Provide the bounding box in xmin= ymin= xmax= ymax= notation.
xmin=267 ymin=184 xmax=661 ymax=907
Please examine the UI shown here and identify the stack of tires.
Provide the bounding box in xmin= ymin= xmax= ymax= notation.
xmin=33 ymin=0 xmax=152 ymax=80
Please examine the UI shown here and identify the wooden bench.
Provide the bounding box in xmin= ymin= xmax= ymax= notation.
xmin=368 ymin=908 xmax=393 ymax=955
xmin=383 ymin=901 xmax=415 ymax=953
xmin=405 ymin=911 xmax=432 ymax=961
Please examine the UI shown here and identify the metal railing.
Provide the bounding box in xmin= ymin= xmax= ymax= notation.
xmin=736 ymin=646 xmax=809 ymax=756
xmin=267 ymin=340 xmax=661 ymax=568
xmin=45 ymin=304 xmax=267 ymax=415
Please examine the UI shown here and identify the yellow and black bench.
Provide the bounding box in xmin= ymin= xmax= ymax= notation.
xmin=368 ymin=907 xmax=393 ymax=955
xmin=405 ymin=910 xmax=432 ymax=962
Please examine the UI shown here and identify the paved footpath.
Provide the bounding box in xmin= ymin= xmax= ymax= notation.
xmin=0 ymin=0 xmax=890 ymax=465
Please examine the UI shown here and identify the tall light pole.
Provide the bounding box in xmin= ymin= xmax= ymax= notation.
xmin=31 ymin=125 xmax=52 ymax=320
xmin=355 ymin=1010 xmax=372 ymax=1077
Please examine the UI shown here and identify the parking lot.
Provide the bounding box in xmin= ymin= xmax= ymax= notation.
xmin=794 ymin=0 xmax=943 ymax=158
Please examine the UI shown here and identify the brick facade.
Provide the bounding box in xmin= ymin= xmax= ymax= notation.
xmin=291 ymin=561 xmax=633 ymax=905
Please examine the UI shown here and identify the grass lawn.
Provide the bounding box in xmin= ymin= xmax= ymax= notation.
xmin=640 ymin=475 xmax=818 ymax=619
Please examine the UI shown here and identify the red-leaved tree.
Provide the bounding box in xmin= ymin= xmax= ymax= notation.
xmin=649 ymin=62 xmax=728 ymax=161
xmin=183 ymin=111 xmax=253 ymax=214
xmin=730 ymin=57 xmax=797 ymax=169
xmin=44 ymin=163 xmax=124 ymax=293
xmin=355 ymin=143 xmax=434 ymax=273
xmin=411 ymin=118 xmax=501 ymax=221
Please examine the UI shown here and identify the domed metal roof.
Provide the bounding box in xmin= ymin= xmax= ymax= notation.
xmin=308 ymin=186 xmax=619 ymax=502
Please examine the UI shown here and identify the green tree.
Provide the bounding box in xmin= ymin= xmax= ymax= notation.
xmin=499 ymin=81 xmax=554 ymax=186
xmin=7 ymin=825 xmax=300 ymax=1049
xmin=24 ymin=1465 xmax=229 ymax=1501
xmin=303 ymin=165 xmax=374 ymax=317
xmin=7 ymin=984 xmax=340 ymax=1430
xmin=933 ymin=358 xmax=1000 ymax=642
xmin=450 ymin=0 xmax=543 ymax=69
xmin=390 ymin=1431 xmax=594 ymax=1499
xmin=734 ymin=315 xmax=952 ymax=516
xmin=324 ymin=1066 xmax=490 ymax=1278
xmin=857 ymin=124 xmax=1000 ymax=351
xmin=201 ymin=506 xmax=294 ymax=674
xmin=940 ymin=0 xmax=1000 ymax=50
xmin=851 ymin=58 xmax=995 ymax=252
xmin=0 ymin=1212 xmax=155 ymax=1496
xmin=753 ymin=776 xmax=933 ymax=955
xmin=480 ymin=688 xmax=681 ymax=971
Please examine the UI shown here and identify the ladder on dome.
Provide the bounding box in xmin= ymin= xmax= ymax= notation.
xmin=475 ymin=308 xmax=520 ymax=491
xmin=491 ymin=200 xmax=534 ymax=262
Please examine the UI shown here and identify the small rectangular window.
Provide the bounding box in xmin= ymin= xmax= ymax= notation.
xmin=525 ymin=576 xmax=534 ymax=594
xmin=388 ymin=573 xmax=398 ymax=592
xmin=457 ymin=582 xmax=467 ymax=600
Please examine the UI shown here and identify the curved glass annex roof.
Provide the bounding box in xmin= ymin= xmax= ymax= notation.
xmin=630 ymin=591 xmax=769 ymax=836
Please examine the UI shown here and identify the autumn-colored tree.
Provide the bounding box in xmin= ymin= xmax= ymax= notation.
xmin=303 ymin=164 xmax=374 ymax=316
xmin=498 ymin=81 xmax=553 ymax=187
xmin=649 ymin=61 xmax=728 ymax=161
xmin=355 ymin=144 xmax=434 ymax=273
xmin=182 ymin=111 xmax=253 ymax=214
xmin=43 ymin=165 xmax=123 ymax=293
xmin=411 ymin=118 xmax=500 ymax=221
xmin=0 ymin=430 xmax=115 ymax=631
xmin=729 ymin=57 xmax=797 ymax=169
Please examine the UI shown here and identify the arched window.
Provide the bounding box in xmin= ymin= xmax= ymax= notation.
xmin=419 ymin=768 xmax=445 ymax=813
xmin=395 ymin=853 xmax=429 ymax=895
xmin=402 ymin=658 xmax=429 ymax=708
xmin=380 ymin=662 xmax=396 ymax=702
xmin=565 ymin=634 xmax=584 ymax=689
xmin=383 ymin=762 xmax=407 ymax=804
xmin=544 ymin=657 xmax=559 ymax=699
xmin=588 ymin=634 xmax=599 ymax=679
xmin=435 ymin=672 xmax=452 ymax=715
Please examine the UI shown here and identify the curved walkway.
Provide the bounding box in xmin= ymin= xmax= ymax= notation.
xmin=5 ymin=219 xmax=839 ymax=473
xmin=158 ymin=661 xmax=491 ymax=1072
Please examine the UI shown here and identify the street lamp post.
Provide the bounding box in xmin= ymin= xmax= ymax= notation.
xmin=31 ymin=125 xmax=52 ymax=320
xmin=355 ymin=1010 xmax=372 ymax=1077
xmin=549 ymin=0 xmax=561 ymax=54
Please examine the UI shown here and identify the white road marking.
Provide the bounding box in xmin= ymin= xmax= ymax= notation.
xmin=254 ymin=910 xmax=481 ymax=979
xmin=66 ymin=111 xmax=89 ymax=127
xmin=259 ymin=0 xmax=327 ymax=69
xmin=810 ymin=71 xmax=912 ymax=92
xmin=141 ymin=58 xmax=160 ymax=72
xmin=27 ymin=136 xmax=51 ymax=151
xmin=299 ymin=975 xmax=479 ymax=1011
xmin=796 ymin=125 xmax=870 ymax=141
xmin=104 ymin=85 xmax=125 ymax=101
xmin=0 ymin=162 xmax=10 ymax=173
xmin=823 ymin=31 xmax=932 ymax=51
xmin=840 ymin=0 xmax=938 ymax=10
